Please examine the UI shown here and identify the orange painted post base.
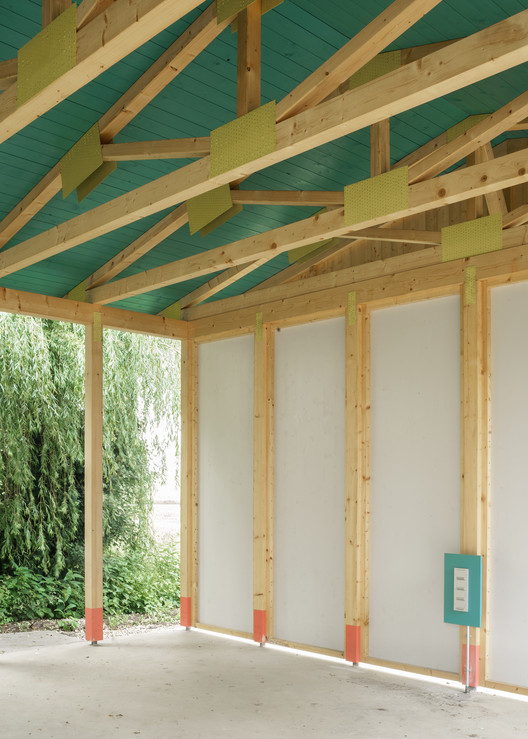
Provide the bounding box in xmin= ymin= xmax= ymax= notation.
xmin=85 ymin=607 xmax=103 ymax=642
xmin=462 ymin=643 xmax=480 ymax=688
xmin=253 ymin=609 xmax=267 ymax=643
xmin=180 ymin=597 xmax=192 ymax=628
xmin=345 ymin=624 xmax=361 ymax=663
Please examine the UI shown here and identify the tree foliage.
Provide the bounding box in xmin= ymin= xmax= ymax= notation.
xmin=0 ymin=314 xmax=180 ymax=578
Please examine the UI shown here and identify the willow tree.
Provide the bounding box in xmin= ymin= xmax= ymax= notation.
xmin=0 ymin=314 xmax=180 ymax=578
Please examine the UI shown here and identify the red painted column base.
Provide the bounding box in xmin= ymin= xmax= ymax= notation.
xmin=180 ymin=596 xmax=192 ymax=627
xmin=85 ymin=607 xmax=103 ymax=642
xmin=462 ymin=643 xmax=480 ymax=688
xmin=253 ymin=609 xmax=267 ymax=643
xmin=345 ymin=624 xmax=361 ymax=663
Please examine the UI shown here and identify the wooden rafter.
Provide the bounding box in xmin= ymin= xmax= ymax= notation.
xmin=102 ymin=139 xmax=211 ymax=161
xmin=5 ymin=11 xmax=528 ymax=281
xmin=76 ymin=0 xmax=116 ymax=29
xmin=0 ymin=0 xmax=207 ymax=145
xmin=82 ymin=149 xmax=528 ymax=304
xmin=275 ymin=0 xmax=444 ymax=122
xmin=503 ymin=203 xmax=528 ymax=229
xmin=0 ymin=2 xmax=227 ymax=250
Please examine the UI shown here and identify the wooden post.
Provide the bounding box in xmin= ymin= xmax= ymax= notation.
xmin=180 ymin=338 xmax=198 ymax=627
xmin=253 ymin=321 xmax=274 ymax=643
xmin=237 ymin=0 xmax=261 ymax=118
xmin=345 ymin=301 xmax=369 ymax=662
xmin=370 ymin=119 xmax=390 ymax=176
xmin=42 ymin=0 xmax=71 ymax=27
xmin=84 ymin=313 xmax=103 ymax=643
xmin=460 ymin=277 xmax=489 ymax=687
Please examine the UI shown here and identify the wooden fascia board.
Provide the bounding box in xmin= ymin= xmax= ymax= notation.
xmin=83 ymin=148 xmax=528 ymax=304
xmin=188 ymin=232 xmax=528 ymax=339
xmin=4 ymin=10 xmax=528 ymax=280
xmin=0 ymin=0 xmax=207 ymax=145
xmin=0 ymin=286 xmax=188 ymax=339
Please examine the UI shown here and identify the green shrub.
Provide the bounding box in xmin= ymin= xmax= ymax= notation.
xmin=0 ymin=566 xmax=84 ymax=622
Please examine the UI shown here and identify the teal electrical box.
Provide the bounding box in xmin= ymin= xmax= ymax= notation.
xmin=444 ymin=553 xmax=482 ymax=628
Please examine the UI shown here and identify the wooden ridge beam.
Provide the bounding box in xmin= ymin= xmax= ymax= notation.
xmin=0 ymin=0 xmax=206 ymax=146
xmin=3 ymin=12 xmax=528 ymax=276
xmin=83 ymin=149 xmax=528 ymax=304
xmin=102 ymin=138 xmax=211 ymax=161
xmin=275 ymin=0 xmax=444 ymax=122
xmin=0 ymin=285 xmax=188 ymax=338
xmin=0 ymin=3 xmax=224 ymax=251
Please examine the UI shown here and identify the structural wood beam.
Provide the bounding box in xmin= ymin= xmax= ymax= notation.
xmin=0 ymin=0 xmax=206 ymax=145
xmin=275 ymin=0 xmax=444 ymax=121
xmin=0 ymin=58 xmax=17 ymax=90
xmin=4 ymin=11 xmax=528 ymax=277
xmin=102 ymin=138 xmax=211 ymax=161
xmin=177 ymin=258 xmax=270 ymax=310
xmin=237 ymin=0 xmax=261 ymax=117
xmin=83 ymin=150 xmax=528 ymax=304
xmin=76 ymin=0 xmax=116 ymax=29
xmin=42 ymin=0 xmax=71 ymax=27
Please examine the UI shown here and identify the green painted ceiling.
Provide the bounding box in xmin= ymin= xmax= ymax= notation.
xmin=0 ymin=0 xmax=527 ymax=315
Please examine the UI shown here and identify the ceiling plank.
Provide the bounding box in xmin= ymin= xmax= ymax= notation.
xmin=0 ymin=3 xmax=225 ymax=250
xmin=83 ymin=149 xmax=528 ymax=304
xmin=102 ymin=138 xmax=211 ymax=161
xmin=76 ymin=0 xmax=116 ymax=29
xmin=275 ymin=0 xmax=444 ymax=122
xmin=4 ymin=11 xmax=528 ymax=277
xmin=237 ymin=0 xmax=261 ymax=117
xmin=42 ymin=0 xmax=71 ymax=27
xmin=0 ymin=0 xmax=208 ymax=146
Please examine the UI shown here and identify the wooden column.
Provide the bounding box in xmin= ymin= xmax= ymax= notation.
xmin=460 ymin=277 xmax=490 ymax=687
xmin=370 ymin=119 xmax=390 ymax=176
xmin=42 ymin=0 xmax=71 ymax=27
xmin=180 ymin=338 xmax=198 ymax=628
xmin=345 ymin=300 xmax=370 ymax=662
xmin=84 ymin=313 xmax=103 ymax=643
xmin=253 ymin=321 xmax=274 ymax=643
xmin=237 ymin=0 xmax=261 ymax=117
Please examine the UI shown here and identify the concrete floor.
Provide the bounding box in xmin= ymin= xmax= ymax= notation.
xmin=1 ymin=628 xmax=528 ymax=738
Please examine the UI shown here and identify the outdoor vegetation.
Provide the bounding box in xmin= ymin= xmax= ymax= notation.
xmin=0 ymin=314 xmax=181 ymax=626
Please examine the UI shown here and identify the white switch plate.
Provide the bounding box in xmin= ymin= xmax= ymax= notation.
xmin=454 ymin=567 xmax=469 ymax=612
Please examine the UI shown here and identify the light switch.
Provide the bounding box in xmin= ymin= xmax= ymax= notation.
xmin=454 ymin=567 xmax=469 ymax=612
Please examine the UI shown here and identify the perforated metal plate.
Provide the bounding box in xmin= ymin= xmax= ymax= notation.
xmin=200 ymin=204 xmax=243 ymax=237
xmin=348 ymin=50 xmax=401 ymax=91
xmin=161 ymin=301 xmax=182 ymax=320
xmin=218 ymin=0 xmax=256 ymax=24
xmin=344 ymin=166 xmax=409 ymax=227
xmin=60 ymin=124 xmax=104 ymax=199
xmin=348 ymin=291 xmax=357 ymax=326
xmin=77 ymin=161 xmax=117 ymax=202
xmin=210 ymin=101 xmax=276 ymax=177
xmin=17 ymin=4 xmax=76 ymax=107
xmin=464 ymin=267 xmax=477 ymax=306
xmin=441 ymin=214 xmax=503 ymax=262
xmin=66 ymin=280 xmax=87 ymax=302
xmin=187 ymin=185 xmax=233 ymax=235
xmin=446 ymin=114 xmax=490 ymax=144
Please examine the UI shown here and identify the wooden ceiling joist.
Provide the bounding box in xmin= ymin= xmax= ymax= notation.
xmin=275 ymin=0 xmax=444 ymax=122
xmin=83 ymin=149 xmax=528 ymax=305
xmin=0 ymin=0 xmax=208 ymax=146
xmin=4 ymin=10 xmax=528 ymax=283
xmin=0 ymin=2 xmax=226 ymax=251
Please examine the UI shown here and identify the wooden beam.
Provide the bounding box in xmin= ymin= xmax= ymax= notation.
xmin=180 ymin=338 xmax=198 ymax=628
xmin=42 ymin=0 xmax=71 ymax=27
xmin=76 ymin=204 xmax=189 ymax=292
xmin=508 ymin=118 xmax=528 ymax=131
xmin=0 ymin=285 xmax=188 ymax=338
xmin=253 ymin=321 xmax=273 ymax=643
xmin=0 ymin=0 xmax=206 ymax=146
xmin=350 ymin=228 xmax=441 ymax=244
xmin=503 ymin=203 xmax=528 ymax=229
xmin=84 ymin=313 xmax=104 ymax=644
xmin=0 ymin=3 xmax=223 ymax=250
xmin=476 ymin=144 xmax=508 ymax=217
xmin=237 ymin=0 xmax=261 ymax=117
xmin=0 ymin=58 xmax=17 ymax=90
xmin=76 ymin=0 xmax=116 ymax=29
xmin=408 ymin=89 xmax=528 ymax=184
xmin=176 ymin=258 xmax=269 ymax=310
xmin=275 ymin=0 xmax=444 ymax=122
xmin=5 ymin=13 xmax=528 ymax=275
xmin=230 ymin=190 xmax=345 ymax=206
xmin=83 ymin=149 xmax=528 ymax=304
xmin=371 ymin=119 xmax=391 ymax=176
xmin=102 ymin=138 xmax=211 ymax=161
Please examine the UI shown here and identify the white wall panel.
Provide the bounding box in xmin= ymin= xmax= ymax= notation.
xmin=369 ymin=296 xmax=460 ymax=672
xmin=490 ymin=283 xmax=528 ymax=688
xmin=274 ymin=318 xmax=346 ymax=651
xmin=198 ymin=336 xmax=253 ymax=633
